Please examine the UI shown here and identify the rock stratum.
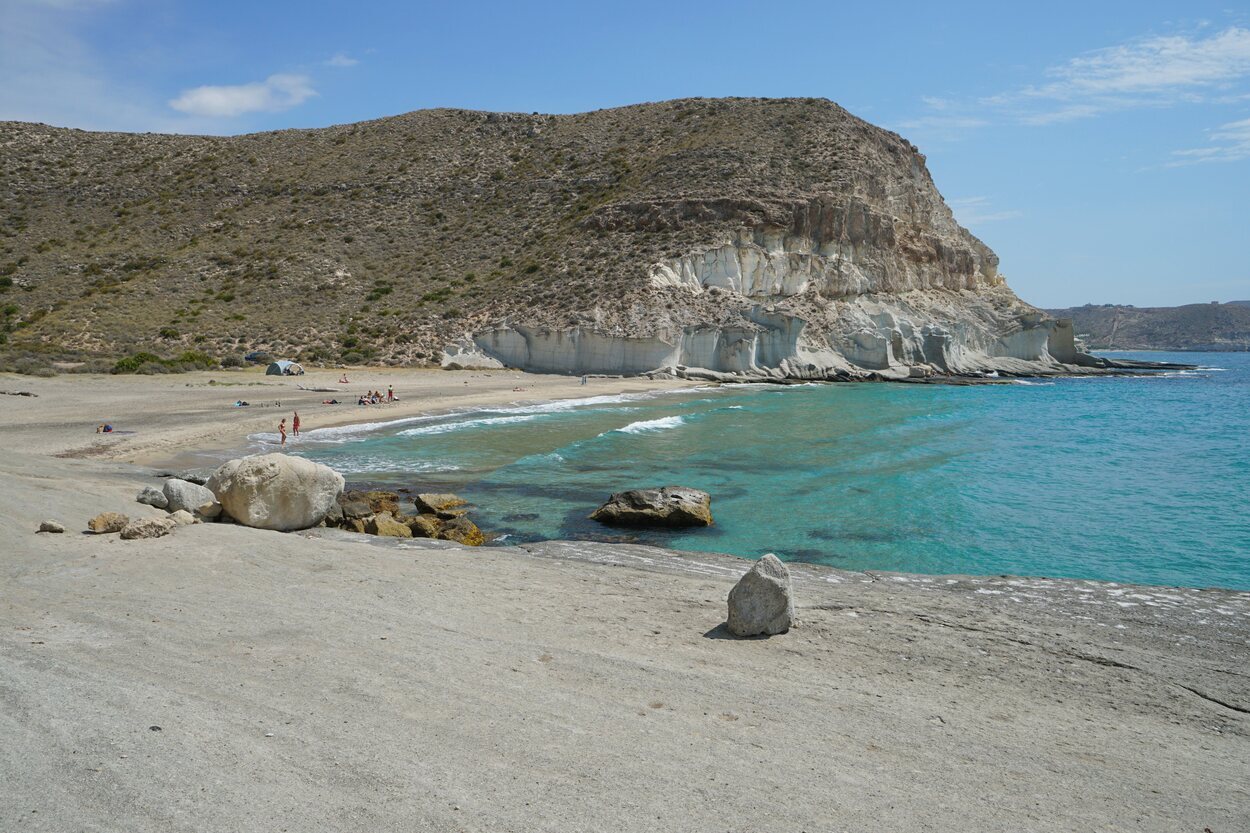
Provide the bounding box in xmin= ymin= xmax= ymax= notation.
xmin=2 ymin=97 xmax=1108 ymax=378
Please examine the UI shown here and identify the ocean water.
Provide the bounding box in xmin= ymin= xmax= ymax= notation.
xmin=284 ymin=352 xmax=1250 ymax=590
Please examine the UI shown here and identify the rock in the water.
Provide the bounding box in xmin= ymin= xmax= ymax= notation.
xmin=414 ymin=493 xmax=467 ymax=514
xmin=37 ymin=520 xmax=65 ymax=534
xmin=207 ymin=453 xmax=345 ymax=531
xmin=366 ymin=512 xmax=413 ymax=538
xmin=408 ymin=514 xmax=442 ymax=538
xmin=136 ymin=485 xmax=169 ymax=509
xmin=87 ymin=512 xmax=129 ymax=534
xmin=726 ymin=554 xmax=794 ymax=637
xmin=439 ymin=515 xmax=485 ymax=546
xmin=163 ymin=478 xmax=220 ymax=518
xmin=590 ymin=487 xmax=713 ymax=528
xmin=169 ymin=509 xmax=198 ymax=526
xmin=120 ymin=516 xmax=177 ymax=540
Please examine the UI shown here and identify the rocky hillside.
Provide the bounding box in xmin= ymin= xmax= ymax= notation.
xmin=1045 ymin=303 xmax=1250 ymax=352
xmin=1 ymin=97 xmax=1092 ymax=378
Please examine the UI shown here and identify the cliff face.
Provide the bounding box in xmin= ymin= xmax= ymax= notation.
xmin=0 ymin=97 xmax=1086 ymax=377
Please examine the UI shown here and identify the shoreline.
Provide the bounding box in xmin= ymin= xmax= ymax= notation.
xmin=1 ymin=448 xmax=1246 ymax=831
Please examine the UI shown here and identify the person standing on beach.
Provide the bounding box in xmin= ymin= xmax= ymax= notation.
xmin=292 ymin=411 xmax=301 ymax=437
xmin=387 ymin=384 xmax=394 ymax=402
xmin=279 ymin=418 xmax=287 ymax=447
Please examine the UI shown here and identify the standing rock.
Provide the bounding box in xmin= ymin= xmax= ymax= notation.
xmin=590 ymin=487 xmax=713 ymax=528
xmin=726 ymin=554 xmax=794 ymax=637
xmin=136 ymin=486 xmax=169 ymax=510
xmin=366 ymin=512 xmax=413 ymax=538
xmin=163 ymin=479 xmax=221 ymax=518
xmin=120 ymin=516 xmax=178 ymax=540
xmin=207 ymin=453 xmax=344 ymax=531
xmin=37 ymin=520 xmax=65 ymax=534
xmin=87 ymin=512 xmax=129 ymax=534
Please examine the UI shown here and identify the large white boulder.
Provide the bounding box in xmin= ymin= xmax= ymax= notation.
xmin=207 ymin=453 xmax=344 ymax=531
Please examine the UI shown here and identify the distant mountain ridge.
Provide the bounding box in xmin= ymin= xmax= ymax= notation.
xmin=1045 ymin=303 xmax=1250 ymax=352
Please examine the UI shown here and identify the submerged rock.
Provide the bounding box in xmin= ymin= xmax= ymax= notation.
xmin=207 ymin=453 xmax=345 ymax=532
xmin=726 ymin=554 xmax=794 ymax=637
xmin=120 ymin=516 xmax=177 ymax=540
xmin=87 ymin=512 xmax=128 ymax=534
xmin=590 ymin=487 xmax=713 ymax=528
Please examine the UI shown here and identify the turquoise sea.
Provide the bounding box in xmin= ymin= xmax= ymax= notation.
xmin=286 ymin=352 xmax=1250 ymax=591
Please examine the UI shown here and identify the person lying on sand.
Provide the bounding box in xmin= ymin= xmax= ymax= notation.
xmin=95 ymin=423 xmax=113 ymax=433
xmin=339 ymin=374 xmax=349 ymax=384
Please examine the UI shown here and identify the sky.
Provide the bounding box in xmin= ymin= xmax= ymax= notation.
xmin=2 ymin=0 xmax=1249 ymax=308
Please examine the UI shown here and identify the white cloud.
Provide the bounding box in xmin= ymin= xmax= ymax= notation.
xmin=325 ymin=53 xmax=359 ymax=68
xmin=948 ymin=196 xmax=1022 ymax=225
xmin=1168 ymin=116 xmax=1250 ymax=165
xmin=905 ymin=26 xmax=1250 ymax=138
xmin=168 ymin=73 xmax=317 ymax=118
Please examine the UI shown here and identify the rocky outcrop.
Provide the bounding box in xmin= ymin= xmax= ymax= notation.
xmin=366 ymin=512 xmax=413 ymax=538
xmin=207 ymin=454 xmax=344 ymax=532
xmin=590 ymin=487 xmax=713 ymax=528
xmin=726 ymin=554 xmax=795 ymax=637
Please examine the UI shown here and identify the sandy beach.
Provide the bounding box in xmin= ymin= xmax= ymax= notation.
xmin=2 ymin=369 xmax=1248 ymax=832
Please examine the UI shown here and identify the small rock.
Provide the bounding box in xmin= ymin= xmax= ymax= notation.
xmin=414 ymin=493 xmax=467 ymax=514
xmin=87 ymin=512 xmax=129 ymax=534
xmin=338 ymin=499 xmax=373 ymax=521
xmin=168 ymin=509 xmax=198 ymax=526
xmin=120 ymin=516 xmax=177 ymax=540
xmin=726 ymin=554 xmax=794 ymax=637
xmin=438 ymin=515 xmax=484 ymax=546
xmin=136 ymin=486 xmax=168 ymax=510
xmin=366 ymin=511 xmax=413 ymax=538
xmin=37 ymin=520 xmax=65 ymax=534
xmin=163 ymin=478 xmax=221 ymax=519
xmin=590 ymin=487 xmax=713 ymax=528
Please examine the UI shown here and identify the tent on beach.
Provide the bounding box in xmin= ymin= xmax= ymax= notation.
xmin=265 ymin=359 xmax=305 ymax=376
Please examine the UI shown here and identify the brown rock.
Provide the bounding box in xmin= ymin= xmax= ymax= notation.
xmin=87 ymin=512 xmax=129 ymax=534
xmin=414 ymin=493 xmax=467 ymax=514
xmin=366 ymin=511 xmax=413 ymax=538
xmin=589 ymin=487 xmax=713 ymax=528
xmin=408 ymin=514 xmax=443 ymax=539
xmin=438 ymin=515 xmax=484 ymax=546
xmin=120 ymin=516 xmax=178 ymax=540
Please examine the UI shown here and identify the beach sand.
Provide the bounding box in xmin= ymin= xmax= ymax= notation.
xmin=1 ymin=369 xmax=1248 ymax=831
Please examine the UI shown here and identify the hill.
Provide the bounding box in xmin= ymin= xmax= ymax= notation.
xmin=1044 ymin=303 xmax=1250 ymax=352
xmin=1 ymin=98 xmax=1092 ymax=378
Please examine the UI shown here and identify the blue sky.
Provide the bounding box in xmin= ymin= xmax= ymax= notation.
xmin=2 ymin=0 xmax=1249 ymax=307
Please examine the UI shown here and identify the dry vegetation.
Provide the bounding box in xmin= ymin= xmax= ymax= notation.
xmin=0 ymin=97 xmax=940 ymax=372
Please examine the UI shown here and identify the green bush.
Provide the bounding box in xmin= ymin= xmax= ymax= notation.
xmin=159 ymin=326 xmax=180 ymax=339
xmin=112 ymin=352 xmax=165 ymax=373
xmin=220 ymin=354 xmax=245 ymax=368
